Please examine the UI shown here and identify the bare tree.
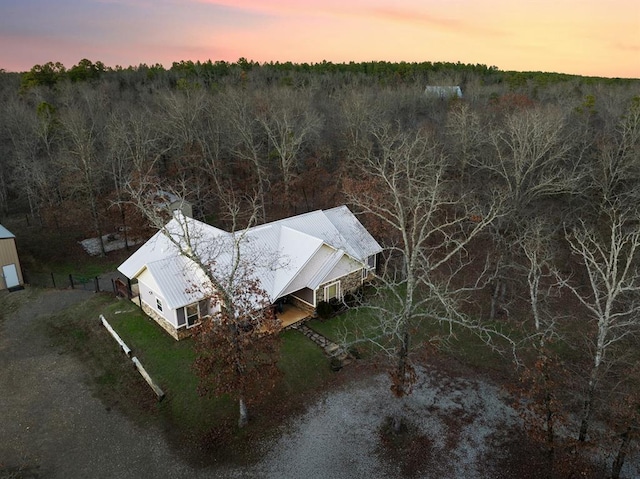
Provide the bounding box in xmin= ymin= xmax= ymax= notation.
xmin=445 ymin=101 xmax=485 ymax=189
xmin=154 ymin=86 xmax=215 ymax=213
xmin=479 ymin=105 xmax=579 ymax=319
xmin=514 ymin=219 xmax=568 ymax=464
xmin=343 ymin=119 xmax=508 ymax=431
xmin=256 ymin=88 xmax=321 ymax=212
xmin=482 ymin=105 xmax=576 ymax=221
xmin=221 ymin=89 xmax=269 ymax=221
xmin=559 ymin=205 xmax=640 ymax=442
xmin=4 ymin=98 xmax=60 ymax=221
xmin=106 ymin=104 xmax=171 ymax=246
xmin=57 ymin=85 xmax=109 ymax=255
xmin=590 ymin=96 xmax=640 ymax=206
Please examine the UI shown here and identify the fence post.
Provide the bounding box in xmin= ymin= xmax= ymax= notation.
xmin=132 ymin=356 xmax=165 ymax=401
xmin=69 ymin=274 xmax=74 ymax=289
xmin=51 ymin=272 xmax=56 ymax=288
xmin=111 ymin=278 xmax=116 ymax=295
xmin=94 ymin=276 xmax=99 ymax=293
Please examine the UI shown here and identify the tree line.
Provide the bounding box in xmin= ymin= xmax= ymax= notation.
xmin=1 ymin=59 xmax=640 ymax=476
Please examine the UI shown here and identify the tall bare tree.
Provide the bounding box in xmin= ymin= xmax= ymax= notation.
xmin=343 ymin=119 xmax=507 ymax=430
xmin=483 ymin=105 xmax=576 ymax=221
xmin=479 ymin=105 xmax=579 ymax=319
xmin=560 ymin=205 xmax=640 ymax=442
xmin=106 ymin=104 xmax=170 ymax=244
xmin=221 ymin=89 xmax=269 ymax=221
xmin=256 ymin=88 xmax=321 ymax=212
xmin=57 ymin=85 xmax=109 ymax=255
xmin=591 ymin=96 xmax=640 ymax=206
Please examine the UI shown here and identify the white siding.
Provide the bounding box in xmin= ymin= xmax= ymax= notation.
xmin=319 ymin=254 xmax=362 ymax=286
xmin=138 ymin=277 xmax=177 ymax=327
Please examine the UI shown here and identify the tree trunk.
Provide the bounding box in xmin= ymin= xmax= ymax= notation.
xmin=579 ymin=354 xmax=602 ymax=442
xmin=88 ymin=191 xmax=106 ymax=257
xmin=238 ymin=396 xmax=248 ymax=428
xmin=543 ymin=373 xmax=555 ymax=462
xmin=611 ymin=425 xmax=634 ymax=479
xmin=391 ymin=330 xmax=411 ymax=434
xmin=119 ymin=204 xmax=129 ymax=251
xmin=490 ymin=279 xmax=502 ymax=320
xmin=578 ymin=385 xmax=595 ymax=442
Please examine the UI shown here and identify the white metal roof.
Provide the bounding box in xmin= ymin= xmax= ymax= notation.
xmin=0 ymin=225 xmax=15 ymax=239
xmin=118 ymin=206 xmax=382 ymax=307
xmin=424 ymin=85 xmax=463 ymax=98
xmin=142 ymin=255 xmax=211 ymax=310
xmin=323 ymin=206 xmax=382 ymax=261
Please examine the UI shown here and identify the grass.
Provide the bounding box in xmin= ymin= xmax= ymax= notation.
xmin=278 ymin=329 xmax=332 ymax=393
xmin=35 ymin=284 xmax=536 ymax=464
xmin=307 ymin=302 xmax=517 ymax=374
xmin=5 ymin=212 xmax=137 ymax=289
xmin=34 ymin=292 xmax=338 ymax=464
xmin=100 ymin=303 xmax=334 ymax=430
xmin=101 ymin=301 xmax=237 ymax=434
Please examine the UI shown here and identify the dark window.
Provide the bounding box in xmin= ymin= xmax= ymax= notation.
xmin=186 ymin=304 xmax=199 ymax=327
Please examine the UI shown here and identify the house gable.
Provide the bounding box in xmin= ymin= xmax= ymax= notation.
xmin=320 ymin=254 xmax=363 ymax=287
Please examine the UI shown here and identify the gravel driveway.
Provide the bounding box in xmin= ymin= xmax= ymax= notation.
xmin=0 ymin=288 xmax=229 ymax=479
xmin=3 ymin=288 xmax=633 ymax=478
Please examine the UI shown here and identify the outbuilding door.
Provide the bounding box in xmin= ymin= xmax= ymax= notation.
xmin=3 ymin=264 xmax=19 ymax=289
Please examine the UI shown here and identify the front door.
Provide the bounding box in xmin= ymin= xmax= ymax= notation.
xmin=3 ymin=264 xmax=19 ymax=289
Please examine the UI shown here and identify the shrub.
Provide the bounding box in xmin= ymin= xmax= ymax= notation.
xmin=316 ymin=301 xmax=333 ymax=320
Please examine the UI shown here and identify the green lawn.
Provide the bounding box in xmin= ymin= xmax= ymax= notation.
xmin=102 ymin=301 xmax=232 ymax=432
xmin=98 ymin=300 xmax=333 ymax=435
xmin=307 ymin=302 xmax=515 ymax=373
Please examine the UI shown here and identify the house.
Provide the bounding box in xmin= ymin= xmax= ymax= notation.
xmin=0 ymin=225 xmax=24 ymax=291
xmin=118 ymin=206 xmax=382 ymax=340
xmin=424 ymin=85 xmax=463 ymax=99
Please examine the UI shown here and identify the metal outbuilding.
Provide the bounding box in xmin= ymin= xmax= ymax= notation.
xmin=0 ymin=225 xmax=24 ymax=291
xmin=424 ymin=85 xmax=463 ymax=99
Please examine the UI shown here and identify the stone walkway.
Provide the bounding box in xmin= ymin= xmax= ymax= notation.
xmin=292 ymin=323 xmax=353 ymax=368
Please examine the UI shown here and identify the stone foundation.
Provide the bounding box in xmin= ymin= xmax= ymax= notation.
xmin=140 ymin=301 xmax=192 ymax=341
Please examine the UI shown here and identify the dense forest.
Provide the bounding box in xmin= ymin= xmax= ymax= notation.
xmin=2 ymin=58 xmax=640 ymax=476
xmin=0 ymin=58 xmax=638 ymax=231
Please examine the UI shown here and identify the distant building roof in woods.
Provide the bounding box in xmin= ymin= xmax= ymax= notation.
xmin=424 ymin=85 xmax=463 ymax=98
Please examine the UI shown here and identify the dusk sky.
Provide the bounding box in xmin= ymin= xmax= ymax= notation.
xmin=1 ymin=0 xmax=639 ymax=78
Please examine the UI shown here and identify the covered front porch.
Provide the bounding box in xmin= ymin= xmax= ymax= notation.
xmin=276 ymin=303 xmax=312 ymax=329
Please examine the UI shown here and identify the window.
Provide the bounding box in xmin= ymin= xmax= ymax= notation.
xmin=156 ymin=298 xmax=163 ymax=312
xmin=324 ymin=281 xmax=340 ymax=301
xmin=186 ymin=303 xmax=199 ymax=327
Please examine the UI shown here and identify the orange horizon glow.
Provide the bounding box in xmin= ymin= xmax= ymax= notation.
xmin=1 ymin=0 xmax=638 ymax=78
